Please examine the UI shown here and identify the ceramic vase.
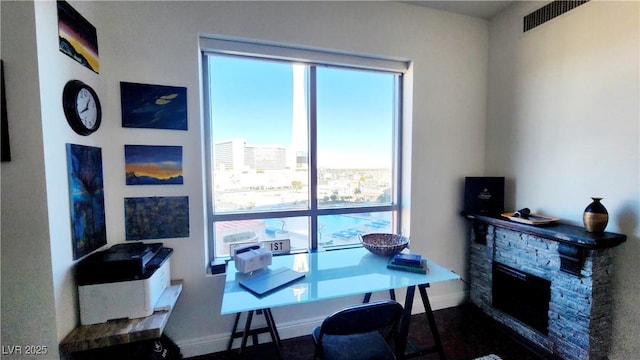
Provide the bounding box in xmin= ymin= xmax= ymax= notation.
xmin=583 ymin=197 xmax=608 ymax=233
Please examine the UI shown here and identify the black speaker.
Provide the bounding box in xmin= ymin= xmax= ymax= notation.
xmin=463 ymin=177 xmax=505 ymax=215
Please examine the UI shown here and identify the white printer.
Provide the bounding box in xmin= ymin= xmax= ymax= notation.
xmin=75 ymin=242 xmax=172 ymax=325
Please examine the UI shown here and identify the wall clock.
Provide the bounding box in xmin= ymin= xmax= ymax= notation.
xmin=63 ymin=80 xmax=102 ymax=135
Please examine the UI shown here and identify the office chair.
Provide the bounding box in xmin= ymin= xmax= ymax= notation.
xmin=312 ymin=300 xmax=404 ymax=360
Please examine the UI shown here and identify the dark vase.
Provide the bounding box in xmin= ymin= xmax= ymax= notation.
xmin=583 ymin=197 xmax=608 ymax=233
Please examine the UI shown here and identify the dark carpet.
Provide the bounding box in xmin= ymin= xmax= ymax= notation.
xmin=188 ymin=304 xmax=544 ymax=360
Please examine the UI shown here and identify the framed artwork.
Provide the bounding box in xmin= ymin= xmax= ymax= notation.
xmin=1 ymin=60 xmax=10 ymax=162
xmin=57 ymin=1 xmax=99 ymax=73
xmin=124 ymin=145 xmax=183 ymax=185
xmin=120 ymin=82 xmax=187 ymax=130
xmin=124 ymin=196 xmax=189 ymax=240
xmin=66 ymin=144 xmax=107 ymax=259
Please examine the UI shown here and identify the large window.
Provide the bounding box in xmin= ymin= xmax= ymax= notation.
xmin=203 ymin=39 xmax=405 ymax=258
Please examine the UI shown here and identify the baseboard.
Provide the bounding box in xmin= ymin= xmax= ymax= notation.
xmin=177 ymin=290 xmax=467 ymax=358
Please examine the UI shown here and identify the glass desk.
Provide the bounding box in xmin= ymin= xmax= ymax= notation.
xmin=221 ymin=247 xmax=460 ymax=359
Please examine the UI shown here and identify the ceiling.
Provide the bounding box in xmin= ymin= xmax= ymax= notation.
xmin=404 ymin=1 xmax=514 ymax=20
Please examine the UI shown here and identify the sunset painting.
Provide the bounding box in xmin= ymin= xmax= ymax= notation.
xmin=124 ymin=145 xmax=183 ymax=185
xmin=57 ymin=1 xmax=99 ymax=73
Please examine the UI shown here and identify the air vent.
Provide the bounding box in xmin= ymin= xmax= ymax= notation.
xmin=524 ymin=0 xmax=589 ymax=32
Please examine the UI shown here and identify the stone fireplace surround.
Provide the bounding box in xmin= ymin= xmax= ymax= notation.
xmin=466 ymin=214 xmax=626 ymax=360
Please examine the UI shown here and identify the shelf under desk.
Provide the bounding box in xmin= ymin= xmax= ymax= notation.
xmin=59 ymin=280 xmax=183 ymax=354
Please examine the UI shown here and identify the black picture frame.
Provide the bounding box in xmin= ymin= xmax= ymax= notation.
xmin=1 ymin=60 xmax=10 ymax=162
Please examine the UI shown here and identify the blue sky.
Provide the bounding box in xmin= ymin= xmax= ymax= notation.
xmin=209 ymin=55 xmax=395 ymax=168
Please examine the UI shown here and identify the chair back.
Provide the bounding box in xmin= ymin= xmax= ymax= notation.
xmin=319 ymin=300 xmax=403 ymax=337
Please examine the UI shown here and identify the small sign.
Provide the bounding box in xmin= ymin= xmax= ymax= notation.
xmin=262 ymin=239 xmax=291 ymax=254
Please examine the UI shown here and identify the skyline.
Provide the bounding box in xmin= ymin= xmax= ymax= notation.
xmin=209 ymin=55 xmax=396 ymax=169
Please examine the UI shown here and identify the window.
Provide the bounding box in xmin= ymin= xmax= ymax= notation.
xmin=202 ymin=38 xmax=406 ymax=258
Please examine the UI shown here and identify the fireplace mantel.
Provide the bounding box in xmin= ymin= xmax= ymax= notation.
xmin=466 ymin=214 xmax=626 ymax=249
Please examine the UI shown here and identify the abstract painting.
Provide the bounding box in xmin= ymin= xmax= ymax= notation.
xmin=66 ymin=144 xmax=107 ymax=259
xmin=124 ymin=196 xmax=189 ymax=240
xmin=124 ymin=145 xmax=183 ymax=185
xmin=120 ymin=82 xmax=187 ymax=130
xmin=57 ymin=1 xmax=99 ymax=73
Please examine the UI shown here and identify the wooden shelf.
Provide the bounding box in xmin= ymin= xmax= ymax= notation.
xmin=59 ymin=280 xmax=183 ymax=354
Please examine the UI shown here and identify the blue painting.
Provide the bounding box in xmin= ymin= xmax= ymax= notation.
xmin=66 ymin=144 xmax=107 ymax=259
xmin=124 ymin=196 xmax=189 ymax=240
xmin=125 ymin=145 xmax=183 ymax=185
xmin=120 ymin=82 xmax=187 ymax=130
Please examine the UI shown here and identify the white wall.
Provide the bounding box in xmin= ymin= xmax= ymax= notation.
xmin=2 ymin=1 xmax=488 ymax=358
xmin=1 ymin=1 xmax=59 ymax=355
xmin=486 ymin=1 xmax=640 ymax=358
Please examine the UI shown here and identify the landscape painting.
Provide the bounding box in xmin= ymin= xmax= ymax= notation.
xmin=120 ymin=82 xmax=187 ymax=130
xmin=57 ymin=1 xmax=99 ymax=73
xmin=66 ymin=144 xmax=107 ymax=259
xmin=125 ymin=145 xmax=183 ymax=185
xmin=124 ymin=196 xmax=189 ymax=240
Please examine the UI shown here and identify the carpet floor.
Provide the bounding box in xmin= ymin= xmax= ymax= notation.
xmin=187 ymin=304 xmax=544 ymax=360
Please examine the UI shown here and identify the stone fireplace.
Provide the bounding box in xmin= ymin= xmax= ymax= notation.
xmin=466 ymin=215 xmax=626 ymax=360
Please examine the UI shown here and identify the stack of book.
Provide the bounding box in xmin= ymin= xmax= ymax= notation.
xmin=387 ymin=253 xmax=429 ymax=274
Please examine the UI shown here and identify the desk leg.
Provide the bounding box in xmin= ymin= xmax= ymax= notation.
xmin=264 ymin=308 xmax=283 ymax=360
xmin=363 ymin=289 xmax=396 ymax=303
xmin=398 ymin=284 xmax=446 ymax=360
xmin=397 ymin=285 xmax=415 ymax=358
xmin=227 ymin=309 xmax=282 ymax=359
xmin=239 ymin=310 xmax=254 ymax=355
xmin=418 ymin=284 xmax=446 ymax=359
xmin=227 ymin=312 xmax=242 ymax=351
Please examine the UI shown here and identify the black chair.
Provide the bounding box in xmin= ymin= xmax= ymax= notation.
xmin=312 ymin=300 xmax=404 ymax=360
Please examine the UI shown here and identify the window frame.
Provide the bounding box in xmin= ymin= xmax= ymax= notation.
xmin=201 ymin=37 xmax=407 ymax=260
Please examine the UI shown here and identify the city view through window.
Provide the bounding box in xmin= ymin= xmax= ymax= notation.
xmin=208 ymin=54 xmax=399 ymax=256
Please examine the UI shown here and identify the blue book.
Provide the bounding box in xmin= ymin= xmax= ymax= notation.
xmin=392 ymin=253 xmax=422 ymax=267
xmin=387 ymin=258 xmax=429 ymax=274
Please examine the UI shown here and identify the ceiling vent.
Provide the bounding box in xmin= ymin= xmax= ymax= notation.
xmin=524 ymin=0 xmax=589 ymax=32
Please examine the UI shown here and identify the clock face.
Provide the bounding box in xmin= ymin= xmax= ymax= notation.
xmin=63 ymin=80 xmax=102 ymax=136
xmin=76 ymin=88 xmax=98 ymax=129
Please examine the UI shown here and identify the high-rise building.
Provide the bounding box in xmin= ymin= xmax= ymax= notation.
xmin=215 ymin=139 xmax=246 ymax=171
xmin=290 ymin=64 xmax=308 ymax=169
xmin=215 ymin=139 xmax=287 ymax=171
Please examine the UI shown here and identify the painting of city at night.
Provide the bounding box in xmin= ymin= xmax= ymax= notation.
xmin=120 ymin=82 xmax=187 ymax=130
xmin=57 ymin=1 xmax=99 ymax=73
xmin=66 ymin=144 xmax=106 ymax=259
xmin=124 ymin=196 xmax=189 ymax=240
xmin=124 ymin=145 xmax=183 ymax=185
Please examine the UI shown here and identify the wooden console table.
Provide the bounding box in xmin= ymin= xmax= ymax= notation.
xmin=59 ymin=280 xmax=183 ymax=354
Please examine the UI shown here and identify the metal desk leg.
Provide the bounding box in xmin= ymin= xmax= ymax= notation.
xmin=239 ymin=310 xmax=254 ymax=355
xmin=396 ymin=285 xmax=415 ymax=358
xmin=227 ymin=309 xmax=282 ymax=359
xmin=263 ymin=308 xmax=283 ymax=360
xmin=227 ymin=312 xmax=242 ymax=352
xmin=398 ymin=284 xmax=446 ymax=360
xmin=362 ymin=289 xmax=396 ymax=303
xmin=418 ymin=284 xmax=446 ymax=360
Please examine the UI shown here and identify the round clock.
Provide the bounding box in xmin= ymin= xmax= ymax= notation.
xmin=62 ymin=80 xmax=102 ymax=135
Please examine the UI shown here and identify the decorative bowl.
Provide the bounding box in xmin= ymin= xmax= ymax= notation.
xmin=360 ymin=233 xmax=409 ymax=256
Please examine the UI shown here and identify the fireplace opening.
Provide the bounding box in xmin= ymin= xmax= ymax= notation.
xmin=492 ymin=262 xmax=551 ymax=335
